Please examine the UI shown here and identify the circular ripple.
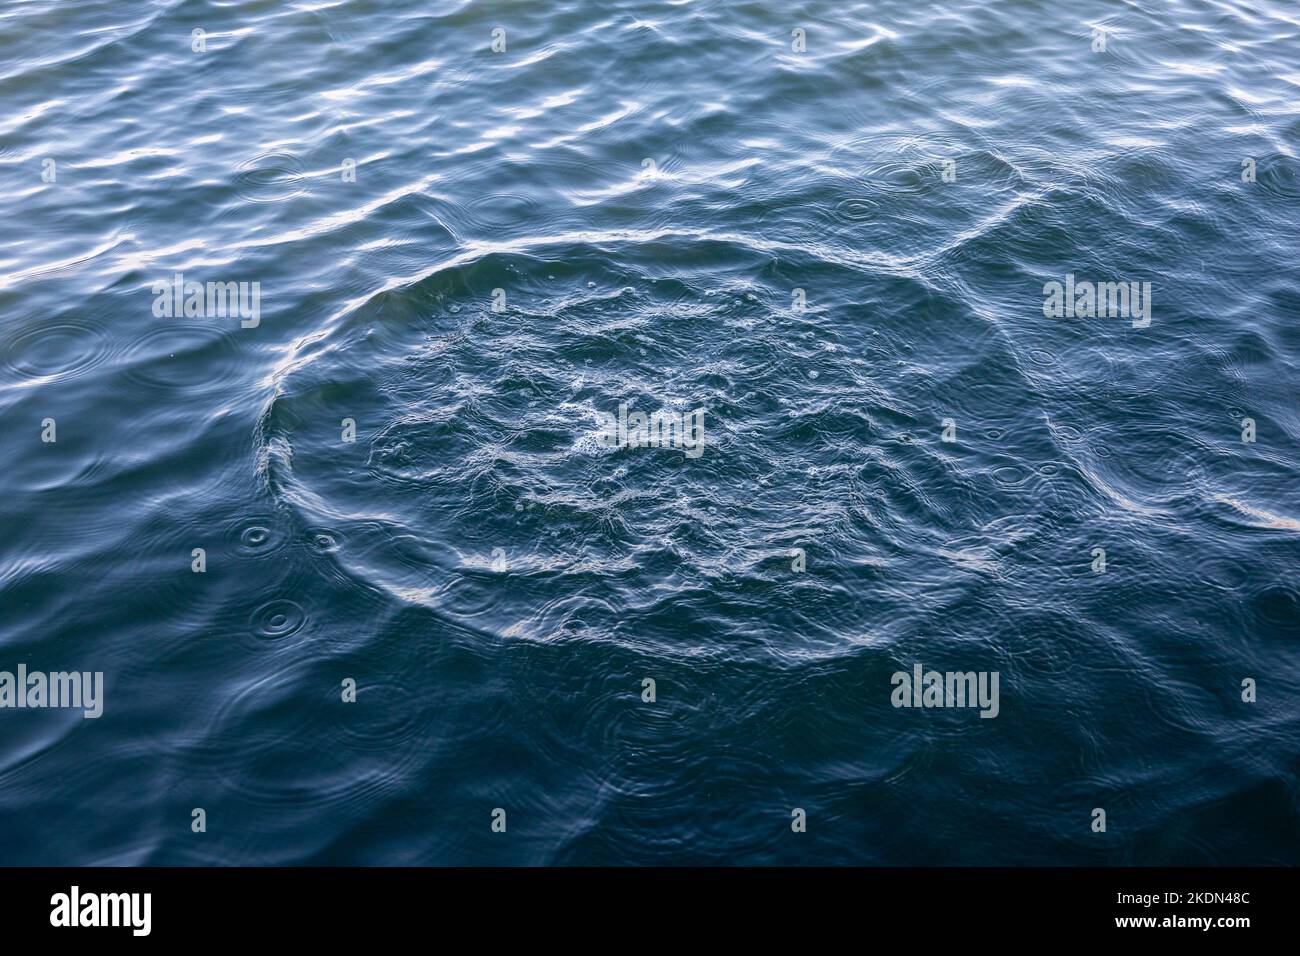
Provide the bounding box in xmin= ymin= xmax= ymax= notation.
xmin=120 ymin=323 xmax=245 ymax=394
xmin=1191 ymin=554 xmax=1254 ymax=592
xmin=1027 ymin=348 xmax=1057 ymax=368
xmin=304 ymin=526 xmax=343 ymax=554
xmin=249 ymin=599 xmax=307 ymax=639
xmin=229 ymin=515 xmax=289 ymax=556
xmin=992 ymin=464 xmax=1030 ymax=485
xmin=1256 ymin=154 xmax=1300 ymax=200
xmin=832 ymin=197 xmax=878 ymax=222
xmin=861 ymin=161 xmax=931 ymax=196
xmin=1051 ymin=423 xmax=1085 ymax=444
xmin=2 ymin=321 xmax=110 ymax=382
xmin=184 ymin=664 xmax=426 ymax=816
xmin=234 ymin=151 xmax=311 ymax=204
xmin=258 ymin=237 xmax=1147 ymax=663
xmin=1080 ymin=427 xmax=1209 ymax=504
xmin=1251 ymin=584 xmax=1300 ymax=637
xmin=459 ymin=192 xmax=543 ymax=233
xmin=291 ymin=521 xmax=370 ymax=593
xmin=330 ymin=678 xmax=427 ymax=753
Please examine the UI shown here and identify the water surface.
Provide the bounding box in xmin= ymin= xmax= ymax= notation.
xmin=1 ymin=0 xmax=1298 ymax=864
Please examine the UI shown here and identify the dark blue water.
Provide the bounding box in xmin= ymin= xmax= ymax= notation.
xmin=1 ymin=0 xmax=1298 ymax=865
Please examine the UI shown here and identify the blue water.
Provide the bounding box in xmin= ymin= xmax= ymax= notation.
xmin=1 ymin=0 xmax=1298 ymax=865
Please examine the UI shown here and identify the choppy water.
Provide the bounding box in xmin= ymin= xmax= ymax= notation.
xmin=1 ymin=0 xmax=1299 ymax=865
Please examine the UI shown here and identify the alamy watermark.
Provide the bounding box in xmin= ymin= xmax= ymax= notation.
xmin=891 ymin=663 xmax=1000 ymax=718
xmin=1043 ymin=273 xmax=1151 ymax=328
xmin=596 ymin=402 xmax=706 ymax=458
xmin=152 ymin=272 xmax=261 ymax=328
xmin=0 ymin=665 xmax=103 ymax=718
xmin=50 ymin=887 xmax=150 ymax=936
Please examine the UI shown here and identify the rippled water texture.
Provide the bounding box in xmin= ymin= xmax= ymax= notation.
xmin=1 ymin=0 xmax=1298 ymax=864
